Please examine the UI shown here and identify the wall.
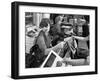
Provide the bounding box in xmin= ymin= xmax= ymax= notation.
xmin=0 ymin=0 xmax=99 ymax=81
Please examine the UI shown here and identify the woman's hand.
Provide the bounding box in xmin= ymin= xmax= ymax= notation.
xmin=56 ymin=61 xmax=62 ymax=67
xmin=63 ymin=57 xmax=71 ymax=63
xmin=51 ymin=41 xmax=65 ymax=53
xmin=72 ymin=35 xmax=76 ymax=39
xmin=64 ymin=37 xmax=72 ymax=42
xmin=62 ymin=57 xmax=72 ymax=66
xmin=58 ymin=41 xmax=65 ymax=49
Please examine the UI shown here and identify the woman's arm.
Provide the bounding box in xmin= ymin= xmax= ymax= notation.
xmin=63 ymin=56 xmax=89 ymax=66
xmin=37 ymin=35 xmax=64 ymax=55
xmin=67 ymin=59 xmax=86 ymax=66
xmin=45 ymin=42 xmax=64 ymax=55
xmin=73 ymin=36 xmax=89 ymax=41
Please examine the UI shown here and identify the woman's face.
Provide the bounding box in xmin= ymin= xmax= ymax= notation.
xmin=64 ymin=28 xmax=73 ymax=34
xmin=78 ymin=25 xmax=83 ymax=36
xmin=62 ymin=26 xmax=73 ymax=34
xmin=43 ymin=24 xmax=50 ymax=33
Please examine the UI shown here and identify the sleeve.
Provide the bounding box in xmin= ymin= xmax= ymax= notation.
xmin=36 ymin=35 xmax=47 ymax=54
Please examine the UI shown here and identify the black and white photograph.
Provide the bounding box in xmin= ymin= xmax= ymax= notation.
xmin=25 ymin=12 xmax=90 ymax=68
xmin=11 ymin=2 xmax=97 ymax=79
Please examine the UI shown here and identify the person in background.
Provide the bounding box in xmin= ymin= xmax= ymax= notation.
xmin=73 ymin=18 xmax=89 ymax=49
xmin=49 ymin=14 xmax=64 ymax=46
xmin=54 ymin=14 xmax=64 ymax=33
xmin=61 ymin=23 xmax=75 ymax=37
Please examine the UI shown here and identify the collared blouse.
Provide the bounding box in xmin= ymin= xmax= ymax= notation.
xmin=35 ymin=30 xmax=52 ymax=55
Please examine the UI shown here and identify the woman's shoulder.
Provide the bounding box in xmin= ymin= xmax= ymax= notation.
xmin=38 ymin=30 xmax=45 ymax=37
xmin=36 ymin=30 xmax=45 ymax=41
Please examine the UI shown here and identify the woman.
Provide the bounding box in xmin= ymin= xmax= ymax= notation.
xmin=62 ymin=19 xmax=90 ymax=66
xmin=73 ymin=21 xmax=89 ymax=49
xmin=35 ymin=18 xmax=64 ymax=56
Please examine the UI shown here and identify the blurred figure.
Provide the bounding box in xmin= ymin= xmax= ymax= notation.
xmin=49 ymin=14 xmax=64 ymax=46
xmin=54 ymin=14 xmax=64 ymax=33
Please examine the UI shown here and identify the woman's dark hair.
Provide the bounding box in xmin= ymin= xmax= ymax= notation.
xmin=39 ymin=18 xmax=51 ymax=28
